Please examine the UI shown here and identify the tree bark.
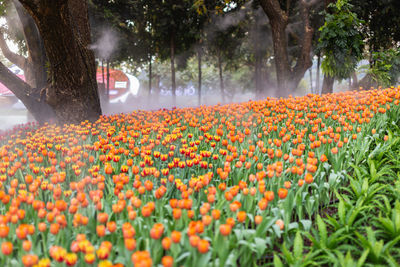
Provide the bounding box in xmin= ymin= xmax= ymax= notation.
xmin=268 ymin=15 xmax=290 ymax=96
xmin=170 ymin=33 xmax=176 ymax=106
xmin=218 ymin=52 xmax=225 ymax=103
xmin=260 ymin=0 xmax=314 ymax=96
xmin=321 ymin=75 xmax=334 ymax=94
xmin=198 ymin=47 xmax=202 ymax=106
xmin=18 ymin=0 xmax=102 ymax=124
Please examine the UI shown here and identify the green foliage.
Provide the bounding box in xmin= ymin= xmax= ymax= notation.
xmin=375 ymin=200 xmax=400 ymax=239
xmin=317 ymin=0 xmax=364 ymax=81
xmin=275 ymin=102 xmax=400 ymax=266
xmin=363 ymin=48 xmax=400 ymax=87
xmin=350 ymin=0 xmax=400 ymax=51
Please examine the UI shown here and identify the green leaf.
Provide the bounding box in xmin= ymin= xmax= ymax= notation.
xmin=281 ymin=242 xmax=294 ymax=264
xmin=317 ymin=215 xmax=327 ymax=248
xmin=293 ymin=231 xmax=303 ymax=259
xmin=254 ymin=237 xmax=267 ymax=257
xmin=300 ymin=220 xmax=312 ymax=231
xmin=357 ymin=248 xmax=369 ymax=267
xmin=273 ymin=254 xmax=284 ymax=267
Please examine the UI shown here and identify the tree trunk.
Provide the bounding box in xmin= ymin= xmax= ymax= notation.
xmin=148 ymin=58 xmax=152 ymax=96
xmin=198 ymin=47 xmax=202 ymax=106
xmin=316 ymin=53 xmax=321 ymax=94
xmin=269 ymin=18 xmax=290 ymax=96
xmin=19 ymin=0 xmax=102 ymax=124
xmin=170 ymin=33 xmax=176 ymax=106
xmin=358 ymin=74 xmax=374 ymax=90
xmin=321 ymin=75 xmax=334 ymax=94
xmin=260 ymin=0 xmax=314 ymax=97
xmin=351 ymin=72 xmax=358 ymax=90
xmin=102 ymin=60 xmax=104 ymax=84
xmin=218 ymin=53 xmax=225 ymax=103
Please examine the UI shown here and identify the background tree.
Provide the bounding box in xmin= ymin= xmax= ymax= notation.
xmin=0 ymin=0 xmax=101 ymax=123
xmin=317 ymin=0 xmax=364 ymax=94
xmin=350 ymin=0 xmax=400 ymax=88
xmin=259 ymin=0 xmax=323 ymax=96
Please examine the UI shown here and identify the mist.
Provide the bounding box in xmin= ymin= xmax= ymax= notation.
xmin=0 ymin=0 xmax=326 ymax=129
xmin=90 ymin=28 xmax=119 ymax=60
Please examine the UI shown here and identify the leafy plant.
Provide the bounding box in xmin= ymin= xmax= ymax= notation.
xmin=318 ymin=0 xmax=364 ymax=81
xmin=355 ymin=227 xmax=400 ymax=266
xmin=273 ymin=231 xmax=323 ymax=267
xmin=374 ymin=201 xmax=400 ymax=240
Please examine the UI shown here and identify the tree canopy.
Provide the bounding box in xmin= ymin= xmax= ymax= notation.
xmin=0 ymin=0 xmax=400 ymax=124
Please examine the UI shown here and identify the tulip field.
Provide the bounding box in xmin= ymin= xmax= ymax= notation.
xmin=1 ymin=88 xmax=400 ymax=266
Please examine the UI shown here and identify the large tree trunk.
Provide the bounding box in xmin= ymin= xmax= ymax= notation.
xmin=260 ymin=0 xmax=314 ymax=96
xmin=198 ymin=47 xmax=202 ymax=106
xmin=170 ymin=33 xmax=176 ymax=106
xmin=269 ymin=17 xmax=290 ymax=96
xmin=321 ymin=75 xmax=334 ymax=94
xmin=18 ymin=0 xmax=102 ymax=124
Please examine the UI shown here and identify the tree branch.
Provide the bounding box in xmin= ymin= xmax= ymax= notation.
xmin=0 ymin=60 xmax=32 ymax=101
xmin=0 ymin=29 xmax=28 ymax=70
xmin=260 ymin=0 xmax=288 ymax=24
xmin=0 ymin=60 xmax=55 ymax=123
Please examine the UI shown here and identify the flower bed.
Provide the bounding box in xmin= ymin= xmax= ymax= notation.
xmin=0 ymin=88 xmax=399 ymax=266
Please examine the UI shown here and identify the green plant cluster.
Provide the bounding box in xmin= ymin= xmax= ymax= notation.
xmin=272 ymin=99 xmax=400 ymax=266
xmin=367 ymin=49 xmax=400 ymax=87
xmin=318 ymin=0 xmax=364 ymax=81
